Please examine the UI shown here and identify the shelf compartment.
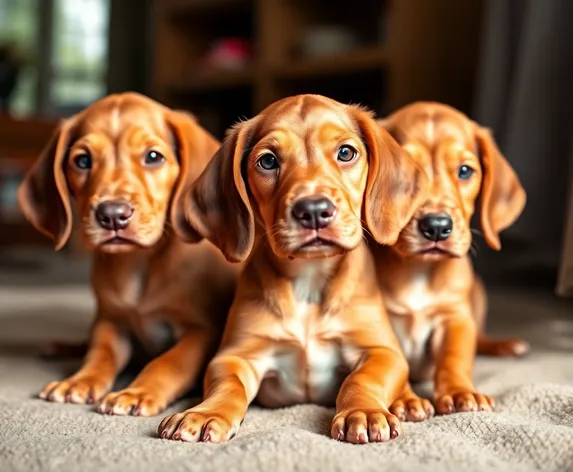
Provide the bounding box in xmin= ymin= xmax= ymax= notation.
xmin=162 ymin=0 xmax=251 ymax=17
xmin=167 ymin=69 xmax=254 ymax=95
xmin=274 ymin=46 xmax=387 ymax=80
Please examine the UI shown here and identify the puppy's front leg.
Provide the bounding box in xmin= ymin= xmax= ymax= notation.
xmin=390 ymin=382 xmax=434 ymax=422
xmin=333 ymin=345 xmax=408 ymax=443
xmin=97 ymin=326 xmax=216 ymax=416
xmin=39 ymin=316 xmax=130 ymax=404
xmin=433 ymin=312 xmax=495 ymax=414
xmin=159 ymin=340 xmax=267 ymax=443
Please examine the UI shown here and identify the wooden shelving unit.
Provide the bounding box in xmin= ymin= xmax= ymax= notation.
xmin=150 ymin=0 xmax=483 ymax=139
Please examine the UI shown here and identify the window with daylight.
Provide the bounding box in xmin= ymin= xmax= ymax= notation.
xmin=50 ymin=0 xmax=110 ymax=110
xmin=0 ymin=0 xmax=38 ymax=115
xmin=0 ymin=0 xmax=110 ymax=116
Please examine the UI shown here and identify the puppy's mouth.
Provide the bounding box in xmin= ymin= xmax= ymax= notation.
xmin=101 ymin=236 xmax=140 ymax=246
xmin=419 ymin=247 xmax=448 ymax=255
xmin=298 ymin=236 xmax=337 ymax=250
xmin=94 ymin=233 xmax=149 ymax=253
xmin=416 ymin=245 xmax=458 ymax=258
xmin=290 ymin=235 xmax=348 ymax=258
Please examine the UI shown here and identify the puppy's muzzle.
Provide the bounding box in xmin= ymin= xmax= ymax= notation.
xmin=418 ymin=213 xmax=453 ymax=242
xmin=291 ymin=196 xmax=337 ymax=230
xmin=95 ymin=200 xmax=134 ymax=231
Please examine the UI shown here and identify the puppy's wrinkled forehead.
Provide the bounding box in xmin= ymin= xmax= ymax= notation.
xmin=74 ymin=95 xmax=171 ymax=144
xmin=255 ymin=95 xmax=359 ymax=157
xmin=392 ymin=105 xmax=475 ymax=152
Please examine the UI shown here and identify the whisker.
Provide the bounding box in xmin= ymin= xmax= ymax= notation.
xmin=361 ymin=226 xmax=373 ymax=240
xmin=264 ymin=225 xmax=284 ymax=240
xmin=348 ymin=208 xmax=374 ymax=241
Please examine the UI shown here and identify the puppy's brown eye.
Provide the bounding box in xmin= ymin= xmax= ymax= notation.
xmin=458 ymin=165 xmax=475 ymax=180
xmin=337 ymin=145 xmax=357 ymax=163
xmin=144 ymin=150 xmax=165 ymax=167
xmin=257 ymin=153 xmax=279 ymax=171
xmin=73 ymin=154 xmax=92 ymax=170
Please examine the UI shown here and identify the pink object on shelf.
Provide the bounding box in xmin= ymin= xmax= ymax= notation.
xmin=204 ymin=38 xmax=252 ymax=70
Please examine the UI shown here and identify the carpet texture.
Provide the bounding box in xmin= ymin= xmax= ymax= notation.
xmin=1 ymin=285 xmax=573 ymax=472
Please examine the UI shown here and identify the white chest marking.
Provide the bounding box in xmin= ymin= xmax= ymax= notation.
xmin=292 ymin=263 xmax=323 ymax=304
xmin=405 ymin=272 xmax=434 ymax=313
xmin=122 ymin=270 xmax=144 ymax=308
xmin=256 ymin=263 xmax=360 ymax=407
xmin=259 ymin=338 xmax=356 ymax=407
xmin=283 ymin=263 xmax=323 ymax=343
xmin=388 ymin=271 xmax=437 ymax=379
xmin=118 ymin=267 xmax=174 ymax=349
xmin=391 ymin=316 xmax=434 ymax=364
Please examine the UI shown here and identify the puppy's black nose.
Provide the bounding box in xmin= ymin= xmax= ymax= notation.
xmin=95 ymin=201 xmax=134 ymax=231
xmin=418 ymin=213 xmax=453 ymax=241
xmin=292 ymin=197 xmax=336 ymax=230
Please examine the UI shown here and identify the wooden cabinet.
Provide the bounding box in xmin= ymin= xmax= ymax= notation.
xmin=149 ymin=0 xmax=483 ymax=139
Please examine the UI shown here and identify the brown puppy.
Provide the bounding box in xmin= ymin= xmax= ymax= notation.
xmin=18 ymin=92 xmax=239 ymax=416
xmin=371 ymin=102 xmax=527 ymax=420
xmin=158 ymin=94 xmax=427 ymax=443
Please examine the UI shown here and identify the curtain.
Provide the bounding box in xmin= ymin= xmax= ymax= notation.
xmin=472 ymin=0 xmax=573 ymax=288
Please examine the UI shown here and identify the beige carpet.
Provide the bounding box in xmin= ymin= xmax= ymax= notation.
xmin=1 ymin=284 xmax=573 ymax=472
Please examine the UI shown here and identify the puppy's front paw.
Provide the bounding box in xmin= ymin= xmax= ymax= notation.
xmin=97 ymin=387 xmax=166 ymax=416
xmin=390 ymin=394 xmax=434 ymax=422
xmin=39 ymin=376 xmax=110 ymax=404
xmin=435 ymin=391 xmax=495 ymax=415
xmin=158 ymin=409 xmax=238 ymax=443
xmin=331 ymin=409 xmax=401 ymax=443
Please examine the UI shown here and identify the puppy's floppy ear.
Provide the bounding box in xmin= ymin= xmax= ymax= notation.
xmin=173 ymin=119 xmax=256 ymax=262
xmin=352 ymin=106 xmax=428 ymax=245
xmin=17 ymin=117 xmax=76 ymax=250
xmin=475 ymin=126 xmax=526 ymax=250
xmin=166 ymin=109 xmax=221 ymax=241
xmin=375 ymin=118 xmax=391 ymax=131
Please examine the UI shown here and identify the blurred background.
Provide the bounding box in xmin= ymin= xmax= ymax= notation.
xmin=0 ymin=0 xmax=572 ymax=296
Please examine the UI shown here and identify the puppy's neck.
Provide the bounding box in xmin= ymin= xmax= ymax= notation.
xmin=260 ymin=240 xmax=373 ymax=314
xmin=264 ymin=242 xmax=344 ymax=282
xmin=376 ymin=245 xmax=472 ymax=290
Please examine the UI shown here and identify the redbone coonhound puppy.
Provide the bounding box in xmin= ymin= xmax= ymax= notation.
xmin=372 ymin=102 xmax=527 ymax=420
xmin=18 ymin=92 xmax=239 ymax=416
xmin=158 ymin=94 xmax=427 ymax=443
